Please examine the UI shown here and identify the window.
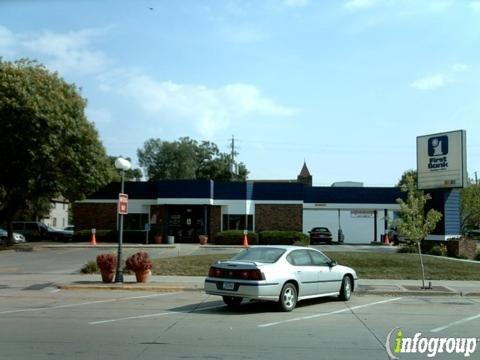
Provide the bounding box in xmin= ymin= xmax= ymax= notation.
xmin=308 ymin=250 xmax=330 ymax=266
xmin=26 ymin=223 xmax=39 ymax=230
xmin=287 ymin=250 xmax=312 ymax=266
xmin=222 ymin=214 xmax=253 ymax=231
xmin=124 ymin=214 xmax=149 ymax=231
xmin=232 ymin=247 xmax=285 ymax=263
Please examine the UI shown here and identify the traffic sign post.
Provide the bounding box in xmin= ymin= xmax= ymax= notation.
xmin=118 ymin=193 xmax=128 ymax=215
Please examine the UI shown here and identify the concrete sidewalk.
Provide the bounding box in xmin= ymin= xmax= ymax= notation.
xmin=37 ymin=274 xmax=480 ymax=297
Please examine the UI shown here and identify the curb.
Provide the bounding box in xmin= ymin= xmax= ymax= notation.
xmin=41 ymin=244 xmax=176 ymax=249
xmin=57 ymin=283 xmax=202 ymax=292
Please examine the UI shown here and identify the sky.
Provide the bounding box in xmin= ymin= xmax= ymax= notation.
xmin=1 ymin=0 xmax=479 ymax=186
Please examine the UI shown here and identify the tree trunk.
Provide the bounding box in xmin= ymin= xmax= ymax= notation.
xmin=417 ymin=241 xmax=426 ymax=289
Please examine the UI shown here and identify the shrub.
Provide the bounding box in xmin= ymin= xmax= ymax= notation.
xmin=428 ymin=244 xmax=448 ymax=256
xmin=96 ymin=253 xmax=117 ymax=272
xmin=125 ymin=251 xmax=153 ymax=272
xmin=214 ymin=230 xmax=259 ymax=245
xmin=475 ymin=251 xmax=480 ymax=261
xmin=81 ymin=261 xmax=98 ymax=274
xmin=397 ymin=243 xmax=418 ymax=253
xmin=259 ymin=231 xmax=308 ymax=245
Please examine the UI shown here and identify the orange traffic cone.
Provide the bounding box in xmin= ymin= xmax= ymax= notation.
xmin=90 ymin=233 xmax=97 ymax=246
xmin=383 ymin=233 xmax=390 ymax=245
xmin=243 ymin=233 xmax=249 ymax=247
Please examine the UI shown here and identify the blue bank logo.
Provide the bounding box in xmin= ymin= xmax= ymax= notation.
xmin=428 ymin=136 xmax=448 ymax=157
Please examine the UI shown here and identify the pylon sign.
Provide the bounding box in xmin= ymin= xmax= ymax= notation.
xmin=118 ymin=193 xmax=128 ymax=215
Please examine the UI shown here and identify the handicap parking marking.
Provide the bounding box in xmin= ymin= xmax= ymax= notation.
xmin=258 ymin=297 xmax=403 ymax=328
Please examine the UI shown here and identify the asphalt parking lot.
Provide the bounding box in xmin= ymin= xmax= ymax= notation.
xmin=1 ymin=287 xmax=479 ymax=360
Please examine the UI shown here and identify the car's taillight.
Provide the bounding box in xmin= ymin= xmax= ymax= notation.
xmin=239 ymin=269 xmax=264 ymax=280
xmin=208 ymin=267 xmax=225 ymax=278
xmin=209 ymin=267 xmax=264 ymax=280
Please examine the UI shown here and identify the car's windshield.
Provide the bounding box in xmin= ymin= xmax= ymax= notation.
xmin=231 ymin=248 xmax=286 ymax=263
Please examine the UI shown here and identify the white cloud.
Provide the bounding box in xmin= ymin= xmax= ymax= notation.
xmin=0 ymin=25 xmax=15 ymax=49
xmin=283 ymin=0 xmax=309 ymax=8
xmin=411 ymin=74 xmax=448 ymax=90
xmin=344 ymin=0 xmax=377 ymax=11
xmin=470 ymin=1 xmax=480 ymax=13
xmin=411 ymin=63 xmax=470 ymax=91
xmin=451 ymin=63 xmax=469 ymax=72
xmin=104 ymin=73 xmax=298 ymax=138
xmin=429 ymin=0 xmax=453 ymax=12
xmin=20 ymin=28 xmax=109 ymax=75
xmin=0 ymin=25 xmax=109 ymax=76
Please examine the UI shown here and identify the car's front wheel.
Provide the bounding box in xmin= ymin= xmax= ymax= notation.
xmin=278 ymin=283 xmax=297 ymax=312
xmin=222 ymin=296 xmax=242 ymax=308
xmin=338 ymin=276 xmax=352 ymax=301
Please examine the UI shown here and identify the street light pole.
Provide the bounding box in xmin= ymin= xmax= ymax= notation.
xmin=114 ymin=157 xmax=131 ymax=283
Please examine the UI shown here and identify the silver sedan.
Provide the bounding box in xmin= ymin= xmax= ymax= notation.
xmin=204 ymin=245 xmax=357 ymax=311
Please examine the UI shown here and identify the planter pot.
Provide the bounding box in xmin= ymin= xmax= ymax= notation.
xmin=100 ymin=269 xmax=115 ymax=283
xmin=199 ymin=235 xmax=208 ymax=245
xmin=154 ymin=235 xmax=162 ymax=244
xmin=135 ymin=269 xmax=151 ymax=283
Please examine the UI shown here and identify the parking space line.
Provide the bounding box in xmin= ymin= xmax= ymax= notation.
xmin=0 ymin=292 xmax=181 ymax=315
xmin=431 ymin=313 xmax=480 ymax=333
xmin=258 ymin=297 xmax=403 ymax=328
xmin=90 ymin=312 xmax=175 ymax=325
xmin=89 ymin=304 xmax=225 ymax=325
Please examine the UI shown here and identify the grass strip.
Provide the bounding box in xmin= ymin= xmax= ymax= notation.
xmin=150 ymin=251 xmax=480 ymax=280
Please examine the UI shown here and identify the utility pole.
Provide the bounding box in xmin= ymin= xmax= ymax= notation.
xmin=230 ymin=135 xmax=237 ymax=175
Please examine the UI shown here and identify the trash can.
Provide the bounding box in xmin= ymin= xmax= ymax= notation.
xmin=167 ymin=235 xmax=174 ymax=244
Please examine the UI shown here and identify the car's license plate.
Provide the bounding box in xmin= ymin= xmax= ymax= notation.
xmin=223 ymin=282 xmax=235 ymax=290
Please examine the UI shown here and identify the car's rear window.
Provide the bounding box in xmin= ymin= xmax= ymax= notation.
xmin=231 ymin=248 xmax=286 ymax=263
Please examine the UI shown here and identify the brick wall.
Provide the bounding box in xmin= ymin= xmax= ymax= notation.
xmin=255 ymin=204 xmax=302 ymax=232
xmin=210 ymin=206 xmax=221 ymax=238
xmin=73 ymin=203 xmax=117 ymax=231
xmin=447 ymin=238 xmax=478 ymax=260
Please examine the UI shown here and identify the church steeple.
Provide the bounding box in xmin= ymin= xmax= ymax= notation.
xmin=297 ymin=161 xmax=312 ymax=186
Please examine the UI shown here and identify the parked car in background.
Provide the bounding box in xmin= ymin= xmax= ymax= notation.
xmin=11 ymin=221 xmax=73 ymax=241
xmin=205 ymin=245 xmax=357 ymax=312
xmin=309 ymin=227 xmax=333 ymax=244
xmin=63 ymin=225 xmax=74 ymax=236
xmin=464 ymin=229 xmax=480 ymax=240
xmin=0 ymin=228 xmax=26 ymax=244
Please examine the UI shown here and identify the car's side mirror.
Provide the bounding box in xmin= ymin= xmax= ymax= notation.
xmin=328 ymin=260 xmax=337 ymax=267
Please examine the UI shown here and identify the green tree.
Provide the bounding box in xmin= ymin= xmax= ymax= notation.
xmin=396 ymin=169 xmax=417 ymax=187
xmin=137 ymin=137 xmax=248 ymax=181
xmin=394 ymin=174 xmax=442 ymax=288
xmin=460 ymin=183 xmax=480 ymax=231
xmin=0 ymin=59 xmax=111 ymax=245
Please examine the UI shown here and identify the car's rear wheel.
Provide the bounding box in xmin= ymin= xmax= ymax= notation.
xmin=338 ymin=276 xmax=352 ymax=301
xmin=278 ymin=283 xmax=297 ymax=312
xmin=222 ymin=296 xmax=242 ymax=308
